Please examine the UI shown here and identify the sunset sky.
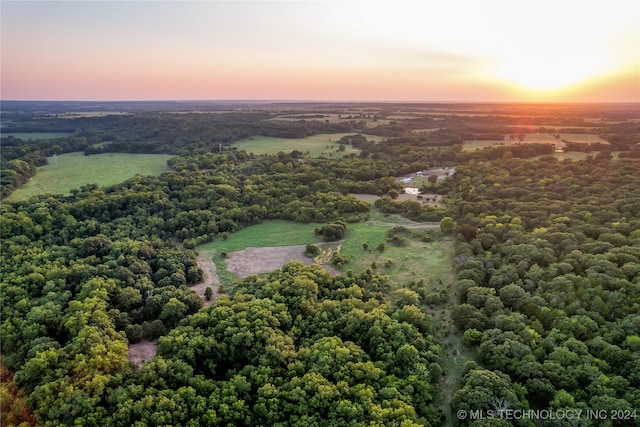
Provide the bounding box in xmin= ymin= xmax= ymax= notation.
xmin=1 ymin=1 xmax=638 ymax=102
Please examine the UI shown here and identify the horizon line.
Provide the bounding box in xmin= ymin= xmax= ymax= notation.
xmin=2 ymin=99 xmax=638 ymax=105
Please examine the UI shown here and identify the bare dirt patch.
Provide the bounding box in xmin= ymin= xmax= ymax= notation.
xmin=127 ymin=340 xmax=158 ymax=369
xmin=225 ymin=245 xmax=339 ymax=278
xmin=351 ymin=192 xmax=443 ymax=207
xmin=192 ymin=250 xmax=221 ymax=307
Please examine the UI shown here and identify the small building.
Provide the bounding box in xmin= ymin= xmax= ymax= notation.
xmin=404 ymin=187 xmax=420 ymax=195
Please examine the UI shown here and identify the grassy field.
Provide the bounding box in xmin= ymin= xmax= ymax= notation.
xmin=231 ymin=133 xmax=384 ymax=157
xmin=200 ymin=212 xmax=453 ymax=296
xmin=462 ymin=132 xmax=608 ymax=152
xmin=6 ymin=152 xmax=173 ymax=201
xmin=1 ymin=132 xmax=72 ymax=140
xmin=339 ymin=213 xmax=452 ymax=289
xmin=199 ymin=213 xmax=452 ymax=287
xmin=196 ymin=212 xmax=463 ymax=424
xmin=197 ymin=220 xmax=324 ymax=251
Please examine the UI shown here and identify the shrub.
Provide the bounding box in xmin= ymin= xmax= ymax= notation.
xmin=305 ymin=243 xmax=321 ymax=257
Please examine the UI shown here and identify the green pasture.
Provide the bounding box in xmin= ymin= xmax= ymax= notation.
xmin=6 ymin=152 xmax=173 ymax=201
xmin=196 ymin=212 xmax=459 ymax=420
xmin=340 ymin=216 xmax=453 ymax=288
xmin=196 ymin=214 xmax=456 ymax=324
xmin=197 ymin=212 xmax=453 ymax=290
xmin=197 ymin=220 xmax=323 ymax=252
xmin=1 ymin=132 xmax=72 ymax=140
xmin=462 ymin=132 xmax=608 ymax=152
xmin=231 ymin=133 xmax=383 ymax=157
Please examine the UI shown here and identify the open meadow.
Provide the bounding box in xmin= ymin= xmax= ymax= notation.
xmin=197 ymin=220 xmax=323 ymax=252
xmin=231 ymin=133 xmax=384 ymax=156
xmin=463 ymin=132 xmax=609 ymax=152
xmin=6 ymin=152 xmax=173 ymax=201
xmin=198 ymin=213 xmax=454 ymax=302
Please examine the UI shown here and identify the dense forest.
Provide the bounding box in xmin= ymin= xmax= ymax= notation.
xmin=451 ymin=157 xmax=640 ymax=425
xmin=1 ymin=102 xmax=639 ymax=426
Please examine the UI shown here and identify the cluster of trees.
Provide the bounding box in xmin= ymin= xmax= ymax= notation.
xmin=374 ymin=196 xmax=450 ymax=222
xmin=117 ymin=262 xmax=443 ymax=426
xmin=316 ymin=220 xmax=347 ymax=241
xmin=1 ymin=111 xmax=365 ymax=157
xmin=1 ymin=198 xmax=445 ymax=424
xmin=458 ymin=143 xmax=554 ymax=161
xmin=0 ymin=158 xmax=36 ymax=198
xmin=0 ymin=136 xmax=92 ymax=197
xmin=449 ymin=156 xmax=640 ymax=422
xmin=3 ymin=103 xmax=639 ymax=425
xmin=1 ymin=140 xmax=453 ymax=425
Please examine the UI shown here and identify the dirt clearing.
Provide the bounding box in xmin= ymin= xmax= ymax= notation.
xmin=127 ymin=340 xmax=158 ymax=369
xmin=225 ymin=245 xmax=339 ymax=278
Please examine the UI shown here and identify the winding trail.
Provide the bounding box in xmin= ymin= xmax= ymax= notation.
xmin=127 ymin=250 xmax=221 ymax=369
xmin=192 ymin=250 xmax=222 ymax=307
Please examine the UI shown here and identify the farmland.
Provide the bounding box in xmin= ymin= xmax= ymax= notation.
xmin=231 ymin=133 xmax=384 ymax=156
xmin=6 ymin=152 xmax=172 ymax=200
xmin=2 ymin=101 xmax=640 ymax=427
xmin=462 ymin=132 xmax=609 ymax=152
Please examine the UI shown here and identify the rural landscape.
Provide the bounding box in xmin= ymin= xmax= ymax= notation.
xmin=2 ymin=0 xmax=639 ymax=425
xmin=1 ymin=100 xmax=639 ymax=426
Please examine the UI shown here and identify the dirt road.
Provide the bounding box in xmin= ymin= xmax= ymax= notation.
xmin=192 ymin=250 xmax=222 ymax=306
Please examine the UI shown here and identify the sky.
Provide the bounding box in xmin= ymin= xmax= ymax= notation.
xmin=1 ymin=0 xmax=639 ymax=102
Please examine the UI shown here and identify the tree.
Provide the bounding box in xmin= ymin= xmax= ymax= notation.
xmin=451 ymin=368 xmax=528 ymax=422
xmin=319 ymin=221 xmax=346 ymax=241
xmin=440 ymin=216 xmax=455 ymax=234
xmin=305 ymin=244 xmax=321 ymax=257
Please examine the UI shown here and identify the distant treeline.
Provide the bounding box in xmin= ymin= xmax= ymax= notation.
xmin=2 ymin=107 xmax=639 ymax=198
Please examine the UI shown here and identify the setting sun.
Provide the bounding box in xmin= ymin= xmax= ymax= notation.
xmin=493 ymin=53 xmax=611 ymax=93
xmin=1 ymin=0 xmax=638 ymax=102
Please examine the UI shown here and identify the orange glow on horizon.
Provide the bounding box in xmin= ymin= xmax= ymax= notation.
xmin=1 ymin=1 xmax=638 ymax=102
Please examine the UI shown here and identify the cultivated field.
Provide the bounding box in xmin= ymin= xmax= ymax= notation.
xmin=6 ymin=152 xmax=173 ymax=201
xmin=231 ymin=133 xmax=383 ymax=156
